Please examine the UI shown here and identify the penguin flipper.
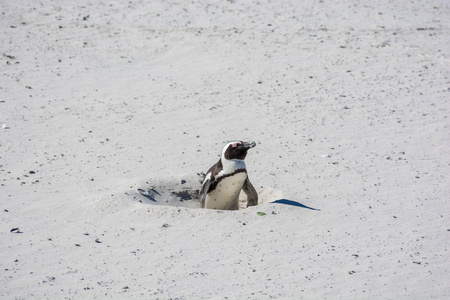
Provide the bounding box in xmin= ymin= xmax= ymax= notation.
xmin=200 ymin=179 xmax=211 ymax=208
xmin=243 ymin=177 xmax=258 ymax=207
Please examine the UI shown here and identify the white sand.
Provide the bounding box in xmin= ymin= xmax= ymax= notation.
xmin=1 ymin=0 xmax=449 ymax=299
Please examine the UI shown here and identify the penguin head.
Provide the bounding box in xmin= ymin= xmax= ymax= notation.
xmin=222 ymin=141 xmax=256 ymax=161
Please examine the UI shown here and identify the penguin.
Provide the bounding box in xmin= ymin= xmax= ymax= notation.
xmin=200 ymin=141 xmax=258 ymax=210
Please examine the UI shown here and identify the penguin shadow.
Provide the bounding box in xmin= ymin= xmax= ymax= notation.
xmin=270 ymin=199 xmax=320 ymax=211
xmin=253 ymin=188 xmax=320 ymax=211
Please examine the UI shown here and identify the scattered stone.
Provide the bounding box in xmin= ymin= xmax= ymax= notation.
xmin=416 ymin=27 xmax=435 ymax=31
xmin=3 ymin=54 xmax=16 ymax=59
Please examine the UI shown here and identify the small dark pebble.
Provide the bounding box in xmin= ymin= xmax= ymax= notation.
xmin=10 ymin=228 xmax=21 ymax=233
xmin=123 ymin=286 xmax=129 ymax=289
xmin=75 ymin=244 xmax=81 ymax=247
xmin=181 ymin=180 xmax=186 ymax=184
xmin=162 ymin=223 xmax=170 ymax=228
xmin=95 ymin=238 xmax=102 ymax=243
xmin=29 ymin=171 xmax=35 ymax=174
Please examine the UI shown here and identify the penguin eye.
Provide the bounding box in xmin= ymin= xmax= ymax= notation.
xmin=232 ymin=142 xmax=241 ymax=148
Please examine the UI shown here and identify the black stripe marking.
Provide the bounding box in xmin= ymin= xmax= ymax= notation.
xmin=208 ymin=169 xmax=247 ymax=193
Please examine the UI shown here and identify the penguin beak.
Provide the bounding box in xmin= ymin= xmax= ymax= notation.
xmin=240 ymin=141 xmax=256 ymax=149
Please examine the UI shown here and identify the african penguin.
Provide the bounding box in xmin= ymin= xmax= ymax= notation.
xmin=200 ymin=141 xmax=258 ymax=210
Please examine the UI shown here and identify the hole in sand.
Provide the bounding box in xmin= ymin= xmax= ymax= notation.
xmin=136 ymin=173 xmax=203 ymax=209
xmin=135 ymin=173 xmax=283 ymax=210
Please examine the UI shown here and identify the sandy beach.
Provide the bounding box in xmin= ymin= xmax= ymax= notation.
xmin=1 ymin=0 xmax=449 ymax=298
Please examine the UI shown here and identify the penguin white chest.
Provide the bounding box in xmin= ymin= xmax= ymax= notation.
xmin=204 ymin=172 xmax=247 ymax=210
